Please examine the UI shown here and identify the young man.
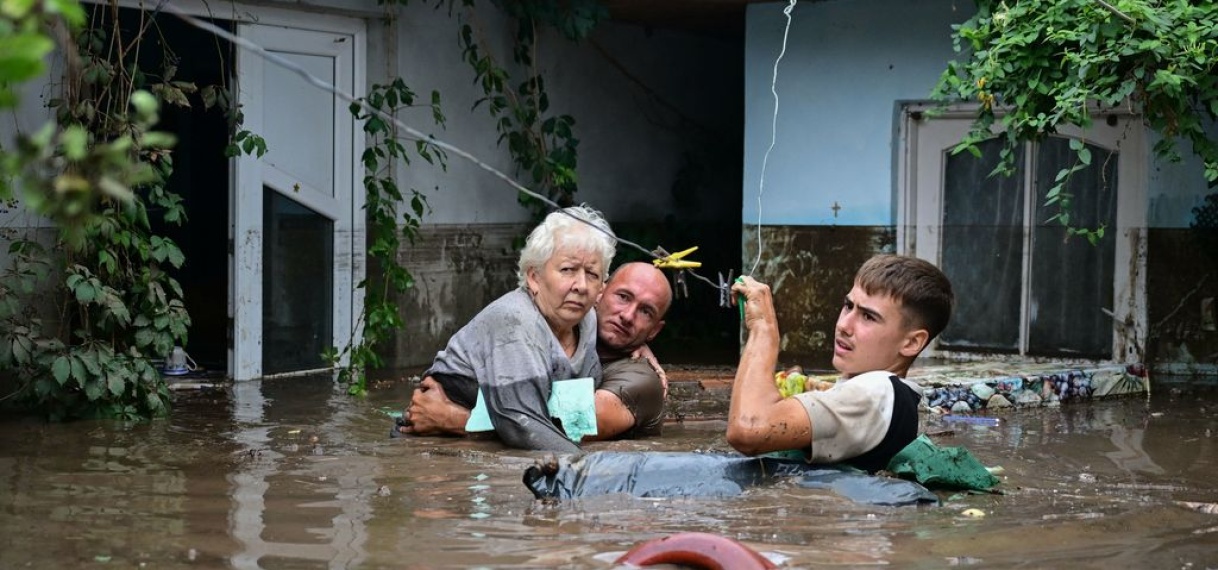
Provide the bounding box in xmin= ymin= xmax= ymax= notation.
xmin=727 ymin=254 xmax=954 ymax=472
xmin=398 ymin=261 xmax=672 ymax=442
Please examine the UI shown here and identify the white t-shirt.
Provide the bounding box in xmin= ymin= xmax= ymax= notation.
xmin=793 ymin=371 xmax=923 ymax=466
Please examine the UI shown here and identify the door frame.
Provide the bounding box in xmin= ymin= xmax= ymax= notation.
xmin=231 ymin=13 xmax=366 ymax=380
xmin=897 ymin=102 xmax=1147 ymax=363
xmin=99 ymin=0 xmax=369 ymax=380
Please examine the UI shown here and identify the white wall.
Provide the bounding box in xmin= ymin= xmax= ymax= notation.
xmin=0 ymin=61 xmax=58 ymax=231
xmin=743 ymin=0 xmax=972 ymax=226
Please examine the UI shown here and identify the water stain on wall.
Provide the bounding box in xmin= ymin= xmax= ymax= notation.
xmin=384 ymin=224 xmax=1215 ymax=376
xmin=1146 ymin=228 xmax=1218 ymax=374
xmin=388 ymin=223 xmax=528 ymax=368
xmin=743 ymin=225 xmax=895 ymax=371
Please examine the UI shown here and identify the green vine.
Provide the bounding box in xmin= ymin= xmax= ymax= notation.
xmin=0 ymin=1 xmax=263 ymax=419
xmin=325 ymin=78 xmax=447 ymax=396
xmin=454 ymin=0 xmax=607 ymax=221
xmin=322 ymin=0 xmax=603 ymax=394
xmin=934 ymin=0 xmax=1218 ymax=243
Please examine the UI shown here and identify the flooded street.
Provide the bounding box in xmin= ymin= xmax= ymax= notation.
xmin=2 ymin=374 xmax=1216 ymax=569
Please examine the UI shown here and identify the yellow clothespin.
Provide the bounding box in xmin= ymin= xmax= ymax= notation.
xmin=653 ymin=246 xmax=702 ymax=269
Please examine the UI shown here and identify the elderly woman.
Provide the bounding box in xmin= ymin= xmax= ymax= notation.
xmin=399 ymin=205 xmax=616 ymax=452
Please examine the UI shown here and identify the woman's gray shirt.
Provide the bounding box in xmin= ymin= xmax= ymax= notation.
xmin=426 ymin=288 xmax=599 ymax=453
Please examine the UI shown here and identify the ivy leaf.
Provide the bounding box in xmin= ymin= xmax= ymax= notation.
xmin=97 ymin=175 xmax=134 ymax=202
xmin=201 ymin=85 xmax=218 ymax=109
xmin=60 ymin=126 xmax=89 ymax=160
xmin=108 ymin=373 xmax=126 ymax=397
xmin=52 ymin=356 xmax=71 ymax=385
xmin=79 ymin=350 xmax=101 ymax=375
xmin=69 ymin=355 xmax=88 ymax=384
xmin=134 ymin=328 xmax=155 ymax=348
xmin=84 ymin=378 xmax=104 ymax=401
xmin=165 ymin=244 xmax=185 ymax=268
xmin=151 ymin=83 xmax=191 ymax=108
xmin=169 ymin=318 xmax=188 ymax=340
xmin=141 ymin=132 xmax=177 ymax=150
xmin=46 ymin=0 xmax=86 ymax=26
xmin=146 ymin=392 xmax=166 ymax=414
xmin=13 ymin=335 xmax=33 ymax=364
xmin=0 ymin=33 xmax=55 ymax=84
xmin=105 ymin=293 xmax=131 ymax=325
xmin=74 ymin=281 xmax=97 ymax=304
xmin=96 ymin=250 xmax=116 ymax=274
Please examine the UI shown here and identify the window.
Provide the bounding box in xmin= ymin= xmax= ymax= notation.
xmin=899 ymin=106 xmax=1146 ymax=362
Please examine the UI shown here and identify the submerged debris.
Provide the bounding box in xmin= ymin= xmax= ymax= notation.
xmin=1177 ymin=501 xmax=1218 ymax=515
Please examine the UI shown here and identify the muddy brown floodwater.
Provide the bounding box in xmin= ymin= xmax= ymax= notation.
xmin=1 ymin=374 xmax=1216 ymax=569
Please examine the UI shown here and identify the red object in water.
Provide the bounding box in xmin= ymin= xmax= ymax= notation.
xmin=614 ymin=532 xmax=777 ymax=570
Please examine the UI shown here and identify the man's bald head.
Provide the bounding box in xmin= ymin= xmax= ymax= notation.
xmin=596 ymin=262 xmax=672 ymax=353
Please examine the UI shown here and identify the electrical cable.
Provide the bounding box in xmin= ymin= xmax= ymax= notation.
xmin=161 ymin=0 xmax=797 ymax=298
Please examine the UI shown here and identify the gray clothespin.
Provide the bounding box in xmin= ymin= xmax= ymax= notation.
xmin=717 ymin=269 xmax=735 ymax=308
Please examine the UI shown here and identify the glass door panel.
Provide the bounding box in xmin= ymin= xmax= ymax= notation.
xmin=262 ymin=188 xmax=334 ymax=374
xmin=1028 ymin=137 xmax=1117 ymax=357
xmin=904 ymin=107 xmax=1145 ymax=363
xmin=938 ymin=138 xmax=1025 ymax=352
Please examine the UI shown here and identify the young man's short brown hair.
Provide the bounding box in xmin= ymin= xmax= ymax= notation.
xmin=854 ymin=254 xmax=954 ymax=341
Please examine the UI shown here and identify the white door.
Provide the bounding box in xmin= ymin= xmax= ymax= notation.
xmin=232 ymin=20 xmax=365 ymax=380
xmin=899 ymin=106 xmax=1146 ymax=362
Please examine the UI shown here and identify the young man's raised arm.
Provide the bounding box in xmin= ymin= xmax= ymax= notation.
xmin=726 ymin=277 xmax=813 ymax=456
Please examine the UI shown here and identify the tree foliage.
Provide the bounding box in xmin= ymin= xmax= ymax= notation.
xmin=934 ymin=0 xmax=1218 ymax=239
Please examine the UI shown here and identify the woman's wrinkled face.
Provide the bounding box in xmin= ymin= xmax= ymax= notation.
xmin=526 ymin=247 xmax=605 ymax=334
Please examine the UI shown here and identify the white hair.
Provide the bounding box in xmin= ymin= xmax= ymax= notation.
xmin=516 ymin=205 xmax=617 ymax=289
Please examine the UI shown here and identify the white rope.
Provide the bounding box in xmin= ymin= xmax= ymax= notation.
xmin=158 ymin=0 xmax=664 ymax=258
xmin=747 ymin=0 xmax=797 ymax=277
